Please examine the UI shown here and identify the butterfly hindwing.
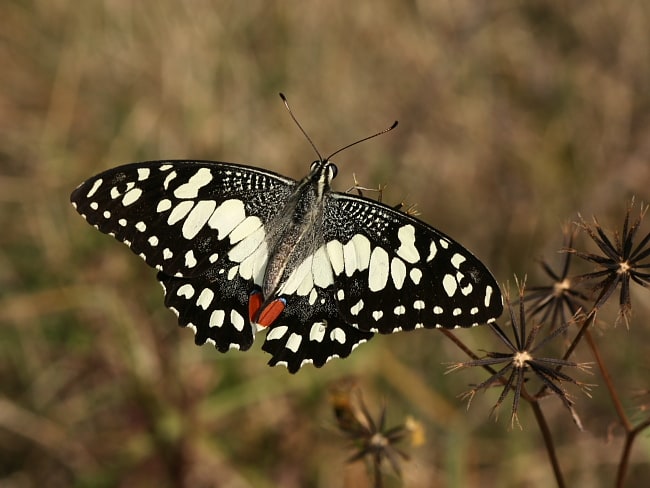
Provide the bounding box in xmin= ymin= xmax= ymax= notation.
xmin=262 ymin=291 xmax=374 ymax=373
xmin=157 ymin=270 xmax=256 ymax=352
xmin=319 ymin=192 xmax=502 ymax=333
xmin=70 ymin=160 xmax=295 ymax=278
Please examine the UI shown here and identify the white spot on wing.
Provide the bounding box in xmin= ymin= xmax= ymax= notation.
xmin=185 ymin=250 xmax=197 ymax=268
xmin=409 ymin=268 xmax=422 ymax=285
xmin=427 ymin=241 xmax=438 ymax=262
xmin=308 ymin=288 xmax=317 ymax=305
xmin=168 ymin=201 xmax=194 ymax=225
xmin=372 ymin=310 xmax=383 ymax=321
xmin=196 ymin=288 xmax=214 ymax=310
xmin=451 ymin=253 xmax=466 ymax=269
xmin=279 ymin=257 xmax=312 ymax=295
xmin=208 ymin=199 xmax=247 ymax=239
xmin=396 ymin=225 xmax=419 ymax=263
xmin=286 ymin=333 xmax=303 ymax=352
xmin=413 ymin=300 xmax=425 ymax=310
xmin=368 ymin=246 xmax=389 ymax=292
xmin=229 ymin=225 xmax=265 ymax=263
xmin=156 ymin=199 xmax=172 ymax=213
xmin=350 ymin=299 xmax=364 ymax=315
xmin=443 ymin=274 xmax=457 ymax=297
xmin=394 ymin=305 xmax=406 ymax=315
xmin=309 ymin=322 xmax=326 ymax=342
xmin=330 ymin=328 xmax=346 ymax=344
xmin=312 ymin=245 xmax=334 ymax=288
xmin=177 ymin=284 xmax=195 ymax=298
xmin=231 ymin=310 xmax=245 ymax=331
xmin=137 ymin=168 xmax=150 ymax=181
xmin=326 ymin=240 xmax=344 ymax=276
xmin=148 ymin=235 xmax=159 ymax=247
xmin=344 ymin=234 xmax=371 ymax=276
xmin=163 ymin=170 xmax=177 ymax=190
xmin=228 ymin=216 xmax=262 ymax=244
xmin=86 ymin=179 xmax=103 ymax=198
xmin=182 ymin=200 xmax=217 ymax=239
xmin=237 ymin=240 xmax=268 ymax=284
xmin=135 ymin=221 xmax=146 ymax=232
xmin=122 ymin=188 xmax=143 ymax=206
xmin=484 ymin=286 xmax=494 ymax=308
xmin=209 ymin=310 xmax=225 ymax=327
xmin=173 ymin=167 xmax=213 ymax=199
xmin=267 ymin=325 xmax=288 ymax=340
xmin=390 ymin=257 xmax=407 ymax=290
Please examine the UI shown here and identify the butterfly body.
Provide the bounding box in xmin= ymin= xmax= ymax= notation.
xmin=71 ymin=156 xmax=502 ymax=372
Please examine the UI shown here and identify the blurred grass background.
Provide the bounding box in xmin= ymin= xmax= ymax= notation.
xmin=2 ymin=0 xmax=650 ymax=486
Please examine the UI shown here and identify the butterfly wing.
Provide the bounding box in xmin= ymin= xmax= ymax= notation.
xmin=261 ymin=291 xmax=374 ymax=373
xmin=71 ymin=160 xmax=296 ymax=352
xmin=71 ymin=160 xmax=296 ymax=278
xmin=320 ymin=192 xmax=503 ymax=333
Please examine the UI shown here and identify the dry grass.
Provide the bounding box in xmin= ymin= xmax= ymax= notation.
xmin=2 ymin=1 xmax=650 ymax=486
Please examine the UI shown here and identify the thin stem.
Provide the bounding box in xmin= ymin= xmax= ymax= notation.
xmin=439 ymin=329 xmax=482 ymax=361
xmin=582 ymin=329 xmax=632 ymax=431
xmin=562 ymin=308 xmax=596 ymax=362
xmin=616 ymin=419 xmax=650 ymax=488
xmin=373 ymin=456 xmax=383 ymax=488
xmin=531 ymin=401 xmax=566 ymax=488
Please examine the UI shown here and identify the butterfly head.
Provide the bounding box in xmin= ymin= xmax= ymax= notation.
xmin=310 ymin=159 xmax=338 ymax=185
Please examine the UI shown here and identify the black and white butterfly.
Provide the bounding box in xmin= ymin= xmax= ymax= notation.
xmin=70 ymin=109 xmax=502 ymax=373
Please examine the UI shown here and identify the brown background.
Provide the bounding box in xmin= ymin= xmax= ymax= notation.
xmin=2 ymin=1 xmax=649 ymax=486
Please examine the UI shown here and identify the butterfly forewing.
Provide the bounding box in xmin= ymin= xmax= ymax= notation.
xmin=70 ymin=160 xmax=295 ymax=278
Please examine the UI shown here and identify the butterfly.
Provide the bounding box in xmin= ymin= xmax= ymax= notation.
xmin=70 ymin=97 xmax=502 ymax=372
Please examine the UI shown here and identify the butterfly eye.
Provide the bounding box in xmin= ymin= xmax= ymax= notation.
xmin=310 ymin=161 xmax=320 ymax=172
xmin=327 ymin=162 xmax=338 ymax=180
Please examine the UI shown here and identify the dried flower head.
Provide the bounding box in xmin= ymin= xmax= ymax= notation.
xmin=525 ymin=225 xmax=589 ymax=329
xmin=328 ymin=379 xmax=420 ymax=485
xmin=447 ymin=279 xmax=592 ymax=429
xmin=571 ymin=199 xmax=650 ymax=325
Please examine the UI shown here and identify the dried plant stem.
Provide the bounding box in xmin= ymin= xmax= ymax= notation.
xmin=616 ymin=419 xmax=650 ymax=488
xmin=530 ymin=401 xmax=566 ymax=488
xmin=373 ymin=459 xmax=383 ymax=488
xmin=582 ymin=329 xmax=631 ymax=431
xmin=562 ymin=309 xmax=596 ymax=363
xmin=439 ymin=329 xmax=482 ymax=361
xmin=581 ymin=327 xmax=650 ymax=488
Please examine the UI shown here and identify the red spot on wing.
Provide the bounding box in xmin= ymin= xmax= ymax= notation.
xmin=248 ymin=292 xmax=286 ymax=328
xmin=248 ymin=291 xmax=264 ymax=323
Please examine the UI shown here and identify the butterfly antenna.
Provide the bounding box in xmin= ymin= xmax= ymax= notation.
xmin=326 ymin=120 xmax=398 ymax=161
xmin=280 ymin=93 xmax=324 ymax=161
